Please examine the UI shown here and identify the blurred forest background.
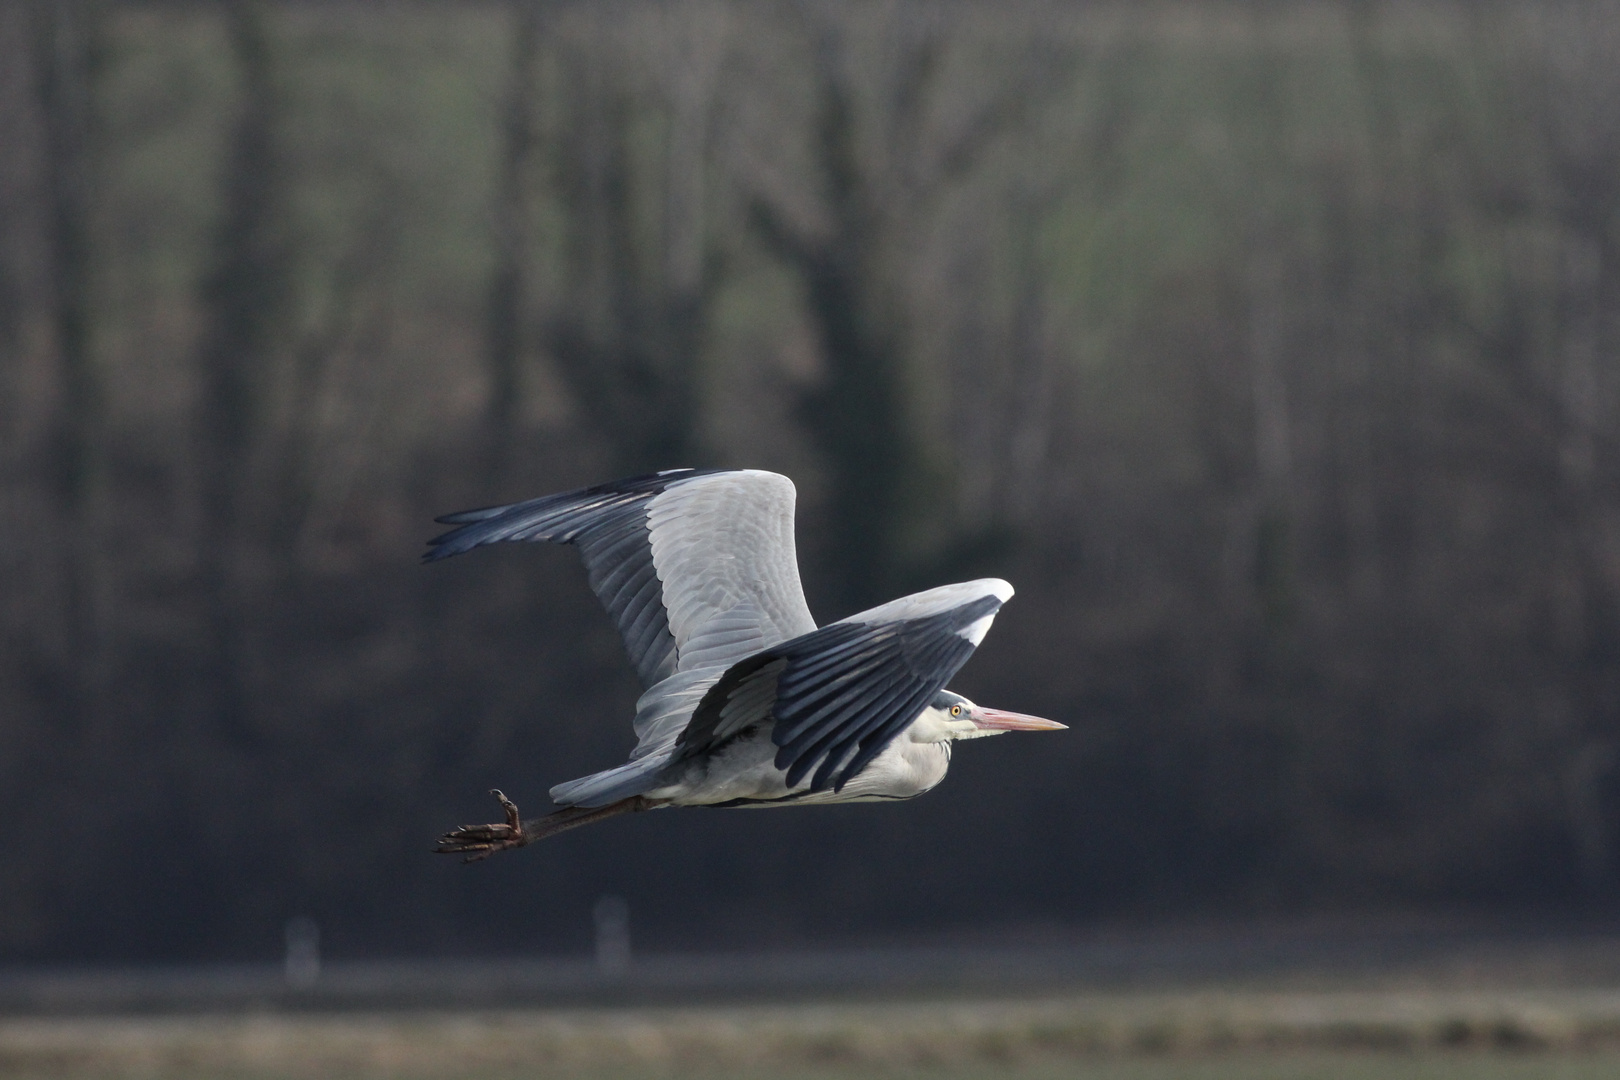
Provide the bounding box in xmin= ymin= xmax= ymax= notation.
xmin=2 ymin=0 xmax=1620 ymax=965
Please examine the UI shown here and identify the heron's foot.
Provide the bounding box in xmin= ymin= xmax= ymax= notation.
xmin=435 ymin=789 xmax=529 ymax=863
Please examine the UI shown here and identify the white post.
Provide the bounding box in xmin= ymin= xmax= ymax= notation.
xmin=593 ymin=895 xmax=630 ymax=976
xmin=284 ymin=916 xmax=320 ymax=989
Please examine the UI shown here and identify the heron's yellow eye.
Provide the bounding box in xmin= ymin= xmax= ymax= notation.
xmin=950 ymin=705 xmax=962 ymax=717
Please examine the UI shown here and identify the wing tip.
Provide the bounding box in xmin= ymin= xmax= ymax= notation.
xmin=420 ymin=469 xmax=713 ymax=565
xmin=976 ymin=577 xmax=1015 ymax=604
xmin=422 ymin=533 xmax=476 ymax=562
xmin=421 ymin=543 xmax=456 ymax=564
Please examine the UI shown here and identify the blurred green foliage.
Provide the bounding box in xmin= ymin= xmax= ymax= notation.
xmin=1 ymin=0 xmax=1619 ymax=961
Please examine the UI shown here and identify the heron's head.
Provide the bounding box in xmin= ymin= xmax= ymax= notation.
xmin=909 ymin=689 xmax=1066 ymax=743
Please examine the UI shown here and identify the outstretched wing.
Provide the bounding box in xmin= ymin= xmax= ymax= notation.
xmin=425 ymin=469 xmax=819 ymax=688
xmin=677 ymin=579 xmax=1014 ymax=792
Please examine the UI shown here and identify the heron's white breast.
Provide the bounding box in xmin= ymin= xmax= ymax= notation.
xmin=828 ymin=735 xmax=951 ymax=802
xmin=646 ymin=722 xmax=952 ymax=806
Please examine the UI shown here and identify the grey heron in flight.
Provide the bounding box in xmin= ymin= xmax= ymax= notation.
xmin=428 ymin=468 xmax=1064 ymax=861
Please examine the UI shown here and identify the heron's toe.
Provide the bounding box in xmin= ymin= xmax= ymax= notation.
xmin=434 ymin=790 xmax=530 ymax=862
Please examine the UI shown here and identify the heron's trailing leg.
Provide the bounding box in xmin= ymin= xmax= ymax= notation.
xmin=435 ymin=789 xmax=661 ymax=863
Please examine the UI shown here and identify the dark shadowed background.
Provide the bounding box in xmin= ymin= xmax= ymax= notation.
xmin=2 ymin=0 xmax=1619 ymax=965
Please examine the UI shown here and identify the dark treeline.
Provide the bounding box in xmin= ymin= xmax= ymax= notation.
xmin=2 ymin=0 xmax=1620 ymax=962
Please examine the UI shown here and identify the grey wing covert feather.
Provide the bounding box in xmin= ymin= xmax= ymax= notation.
xmin=424 ymin=468 xmax=819 ymax=688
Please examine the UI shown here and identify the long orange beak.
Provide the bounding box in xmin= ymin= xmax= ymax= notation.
xmin=971 ymin=707 xmax=1067 ymax=732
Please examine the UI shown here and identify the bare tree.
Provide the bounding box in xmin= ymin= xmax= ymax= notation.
xmin=748 ymin=6 xmax=1073 ymax=611
xmin=542 ymin=13 xmax=720 ymax=476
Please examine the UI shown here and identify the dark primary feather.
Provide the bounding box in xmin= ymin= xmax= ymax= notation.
xmin=676 ymin=594 xmax=1003 ymax=792
xmin=423 ymin=468 xmax=720 ymax=687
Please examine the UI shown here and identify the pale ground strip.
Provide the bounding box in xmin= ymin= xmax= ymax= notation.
xmin=8 ymin=987 xmax=1620 ymax=1077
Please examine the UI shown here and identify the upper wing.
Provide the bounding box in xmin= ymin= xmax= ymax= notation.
xmin=676 ymin=579 xmax=1014 ymax=792
xmin=425 ymin=469 xmax=819 ymax=688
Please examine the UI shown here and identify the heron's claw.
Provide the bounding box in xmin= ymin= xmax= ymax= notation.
xmin=434 ymin=789 xmax=528 ymax=863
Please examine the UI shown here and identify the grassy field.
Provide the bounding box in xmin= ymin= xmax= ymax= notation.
xmin=7 ymin=1059 xmax=1602 ymax=1080
xmin=7 ymin=987 xmax=1620 ymax=1080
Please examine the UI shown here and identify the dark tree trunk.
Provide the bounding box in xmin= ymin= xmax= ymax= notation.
xmin=483 ymin=0 xmax=544 ymax=487
xmin=31 ymin=0 xmax=104 ymax=723
xmin=194 ymin=0 xmax=287 ymax=751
